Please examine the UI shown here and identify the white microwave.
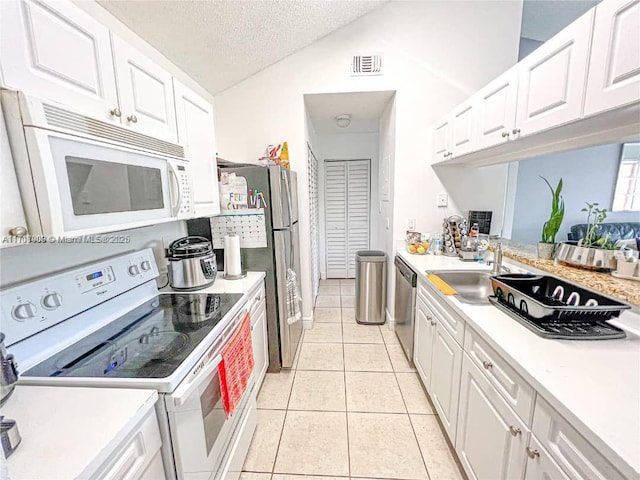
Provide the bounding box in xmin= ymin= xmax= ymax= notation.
xmin=1 ymin=91 xmax=194 ymax=237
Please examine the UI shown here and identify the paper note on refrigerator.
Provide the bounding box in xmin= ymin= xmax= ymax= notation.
xmin=211 ymin=209 xmax=267 ymax=248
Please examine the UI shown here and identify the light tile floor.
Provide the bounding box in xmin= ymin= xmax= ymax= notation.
xmin=242 ymin=278 xmax=465 ymax=480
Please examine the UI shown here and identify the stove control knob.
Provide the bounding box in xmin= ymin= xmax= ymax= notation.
xmin=12 ymin=302 xmax=37 ymax=321
xmin=128 ymin=265 xmax=140 ymax=276
xmin=41 ymin=292 xmax=63 ymax=310
xmin=140 ymin=260 xmax=151 ymax=271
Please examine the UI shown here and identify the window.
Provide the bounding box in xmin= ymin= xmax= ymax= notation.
xmin=612 ymin=143 xmax=640 ymax=212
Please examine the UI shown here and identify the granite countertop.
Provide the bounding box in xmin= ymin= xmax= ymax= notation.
xmin=500 ymin=241 xmax=640 ymax=307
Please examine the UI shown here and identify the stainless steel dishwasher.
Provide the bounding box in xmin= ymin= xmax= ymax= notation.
xmin=394 ymin=256 xmax=417 ymax=363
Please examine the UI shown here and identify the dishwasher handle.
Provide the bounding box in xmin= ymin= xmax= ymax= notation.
xmin=395 ymin=256 xmax=417 ymax=287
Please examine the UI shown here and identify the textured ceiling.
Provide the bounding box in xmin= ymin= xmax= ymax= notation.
xmin=305 ymin=91 xmax=394 ymax=134
xmin=97 ymin=0 xmax=386 ymax=95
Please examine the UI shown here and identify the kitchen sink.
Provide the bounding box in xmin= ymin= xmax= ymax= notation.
xmin=428 ymin=270 xmax=495 ymax=304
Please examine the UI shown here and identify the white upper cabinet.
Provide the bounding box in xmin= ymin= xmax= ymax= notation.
xmin=477 ymin=68 xmax=519 ymax=147
xmin=584 ymin=0 xmax=640 ymax=116
xmin=515 ymin=9 xmax=594 ymax=136
xmin=1 ymin=106 xmax=28 ymax=244
xmin=432 ymin=116 xmax=452 ymax=161
xmin=0 ymin=0 xmax=119 ymax=122
xmin=111 ymin=35 xmax=177 ymax=142
xmin=174 ymin=80 xmax=220 ymax=217
xmin=451 ymin=98 xmax=477 ymax=156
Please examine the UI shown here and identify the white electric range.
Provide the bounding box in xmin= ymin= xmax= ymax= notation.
xmin=1 ymin=249 xmax=258 ymax=480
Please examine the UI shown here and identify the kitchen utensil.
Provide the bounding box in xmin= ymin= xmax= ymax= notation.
xmin=0 ymin=417 xmax=21 ymax=458
xmin=490 ymin=274 xmax=630 ymax=322
xmin=0 ymin=334 xmax=18 ymax=406
xmin=166 ymin=236 xmax=217 ymax=291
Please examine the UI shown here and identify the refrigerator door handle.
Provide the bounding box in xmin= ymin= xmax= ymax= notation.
xmin=282 ymin=169 xmax=294 ymax=229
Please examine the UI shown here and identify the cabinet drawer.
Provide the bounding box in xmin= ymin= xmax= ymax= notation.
xmin=96 ymin=408 xmax=163 ymax=480
xmin=248 ymin=283 xmax=266 ymax=323
xmin=418 ymin=278 xmax=465 ymax=346
xmin=532 ymin=397 xmax=627 ymax=480
xmin=464 ymin=328 xmax=535 ymax=424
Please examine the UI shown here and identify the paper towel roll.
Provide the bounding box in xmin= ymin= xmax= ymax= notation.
xmin=224 ymin=235 xmax=242 ymax=276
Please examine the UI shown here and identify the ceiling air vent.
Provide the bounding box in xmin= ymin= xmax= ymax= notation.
xmin=351 ymin=53 xmax=383 ymax=76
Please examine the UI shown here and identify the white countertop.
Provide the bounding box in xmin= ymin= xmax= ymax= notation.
xmin=162 ymin=271 xmax=265 ymax=296
xmin=397 ymin=250 xmax=640 ymax=478
xmin=1 ymin=386 xmax=158 ymax=480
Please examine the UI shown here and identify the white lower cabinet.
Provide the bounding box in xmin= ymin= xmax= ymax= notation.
xmin=532 ymin=397 xmax=627 ymax=480
xmin=457 ymin=353 xmax=528 ymax=480
xmin=430 ymin=320 xmax=463 ymax=441
xmin=524 ymin=435 xmax=571 ymax=480
xmin=249 ymin=283 xmax=268 ymax=389
xmin=414 ymin=296 xmax=436 ymax=388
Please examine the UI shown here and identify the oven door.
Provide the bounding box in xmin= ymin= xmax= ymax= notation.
xmin=164 ymin=319 xmax=255 ymax=479
xmin=24 ymin=127 xmax=188 ymax=236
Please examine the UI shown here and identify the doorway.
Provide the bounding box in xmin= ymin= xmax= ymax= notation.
xmin=324 ymin=159 xmax=371 ymax=278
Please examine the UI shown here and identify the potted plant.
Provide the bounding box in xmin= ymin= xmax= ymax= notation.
xmin=537 ymin=176 xmax=564 ymax=260
xmin=555 ymin=202 xmax=621 ymax=270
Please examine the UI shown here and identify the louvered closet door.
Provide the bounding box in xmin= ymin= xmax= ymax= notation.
xmin=324 ymin=160 xmax=370 ymax=278
xmin=325 ymin=162 xmax=348 ymax=278
xmin=346 ymin=161 xmax=371 ymax=277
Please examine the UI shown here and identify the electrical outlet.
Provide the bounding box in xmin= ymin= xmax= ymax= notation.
xmin=437 ymin=193 xmax=448 ymax=207
xmin=408 ymin=218 xmax=416 ymax=230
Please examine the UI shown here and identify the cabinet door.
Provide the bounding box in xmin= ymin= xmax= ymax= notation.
xmin=251 ymin=301 xmax=268 ymax=389
xmin=0 ymin=0 xmax=119 ymax=122
xmin=515 ymin=9 xmax=594 ymax=136
xmin=457 ymin=354 xmax=528 ymax=480
xmin=174 ymin=80 xmax=220 ymax=217
xmin=584 ymin=0 xmax=640 ymax=116
xmin=430 ymin=321 xmax=463 ymax=441
xmin=414 ymin=296 xmax=436 ymax=390
xmin=0 ymin=105 xmax=28 ymax=243
xmin=112 ymin=35 xmax=177 ymax=142
xmin=451 ymin=99 xmax=477 ymax=157
xmin=433 ymin=116 xmax=452 ymax=161
xmin=477 ymin=68 xmax=518 ymax=148
xmin=523 ymin=435 xmax=571 ymax=480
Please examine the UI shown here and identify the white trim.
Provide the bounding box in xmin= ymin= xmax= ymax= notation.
xmin=385 ymin=308 xmax=395 ymax=330
xmin=303 ymin=315 xmax=314 ymax=330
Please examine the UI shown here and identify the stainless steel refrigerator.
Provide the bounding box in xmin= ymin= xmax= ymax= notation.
xmin=188 ymin=165 xmax=302 ymax=371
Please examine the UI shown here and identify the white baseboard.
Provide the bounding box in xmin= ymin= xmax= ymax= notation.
xmin=303 ymin=315 xmax=314 ymax=329
xmin=385 ymin=309 xmax=395 ymax=331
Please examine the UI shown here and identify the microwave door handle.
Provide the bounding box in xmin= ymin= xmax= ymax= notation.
xmin=171 ymin=353 xmax=223 ymax=408
xmin=168 ymin=163 xmax=182 ymax=217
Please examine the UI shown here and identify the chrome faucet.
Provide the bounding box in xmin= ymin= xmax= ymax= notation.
xmin=487 ymin=242 xmax=511 ymax=275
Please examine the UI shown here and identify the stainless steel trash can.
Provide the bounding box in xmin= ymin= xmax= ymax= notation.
xmin=355 ymin=250 xmax=387 ymax=325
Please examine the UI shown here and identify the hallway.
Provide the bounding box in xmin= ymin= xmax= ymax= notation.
xmin=242 ymin=279 xmax=465 ymax=480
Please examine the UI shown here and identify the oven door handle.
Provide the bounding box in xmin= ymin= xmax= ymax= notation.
xmin=171 ymin=353 xmax=223 ymax=408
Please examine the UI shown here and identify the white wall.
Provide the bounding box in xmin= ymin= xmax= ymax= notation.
xmin=316 ymin=132 xmax=381 ymax=278
xmin=0 ymin=221 xmax=186 ymax=288
xmin=506 ymin=144 xmax=638 ymax=244
xmin=214 ymin=1 xmax=523 ymax=320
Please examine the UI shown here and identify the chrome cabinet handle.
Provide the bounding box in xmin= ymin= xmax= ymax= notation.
xmin=526 ymin=447 xmax=540 ymax=459
xmin=8 ymin=226 xmax=28 ymax=237
xmin=127 ymin=114 xmax=138 ymax=123
xmin=482 ymin=360 xmax=493 ymax=369
xmin=509 ymin=425 xmax=521 ymax=436
xmin=501 ymin=131 xmax=511 ymax=138
xmin=431 ymin=320 xmax=437 ymax=326
xmin=110 ymin=108 xmax=121 ymax=117
xmin=512 ymin=128 xmax=521 ymax=135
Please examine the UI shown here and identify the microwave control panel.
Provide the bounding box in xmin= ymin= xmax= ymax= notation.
xmin=175 ymin=164 xmax=193 ymax=218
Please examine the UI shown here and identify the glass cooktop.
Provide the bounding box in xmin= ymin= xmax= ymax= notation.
xmin=23 ymin=293 xmax=243 ymax=379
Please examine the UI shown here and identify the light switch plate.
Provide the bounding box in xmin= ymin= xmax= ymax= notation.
xmin=408 ymin=218 xmax=416 ymax=230
xmin=437 ymin=193 xmax=448 ymax=207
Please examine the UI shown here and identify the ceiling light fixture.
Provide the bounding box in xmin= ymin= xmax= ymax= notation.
xmin=335 ymin=114 xmax=352 ymax=128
